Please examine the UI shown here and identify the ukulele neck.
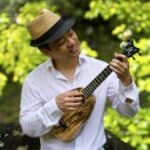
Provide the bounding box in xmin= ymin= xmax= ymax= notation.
xmin=82 ymin=65 xmax=112 ymax=98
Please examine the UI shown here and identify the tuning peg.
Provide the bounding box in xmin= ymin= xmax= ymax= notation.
xmin=132 ymin=56 xmax=135 ymax=60
xmin=138 ymin=52 xmax=142 ymax=56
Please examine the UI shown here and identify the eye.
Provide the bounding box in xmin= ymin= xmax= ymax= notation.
xmin=54 ymin=38 xmax=65 ymax=46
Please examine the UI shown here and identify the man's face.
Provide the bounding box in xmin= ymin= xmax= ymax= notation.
xmin=47 ymin=29 xmax=80 ymax=60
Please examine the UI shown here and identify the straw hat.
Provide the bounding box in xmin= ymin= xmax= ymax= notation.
xmin=27 ymin=9 xmax=75 ymax=47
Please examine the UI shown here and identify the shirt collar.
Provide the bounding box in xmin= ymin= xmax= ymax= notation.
xmin=46 ymin=54 xmax=86 ymax=69
xmin=46 ymin=57 xmax=54 ymax=69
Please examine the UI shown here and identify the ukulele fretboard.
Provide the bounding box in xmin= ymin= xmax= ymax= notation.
xmin=82 ymin=65 xmax=112 ymax=98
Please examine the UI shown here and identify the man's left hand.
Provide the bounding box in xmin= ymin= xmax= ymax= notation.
xmin=109 ymin=53 xmax=132 ymax=86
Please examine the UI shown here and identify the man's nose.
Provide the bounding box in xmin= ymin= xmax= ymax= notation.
xmin=67 ymin=37 xmax=74 ymax=47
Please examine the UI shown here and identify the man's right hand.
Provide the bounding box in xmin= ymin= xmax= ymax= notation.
xmin=55 ymin=89 xmax=84 ymax=112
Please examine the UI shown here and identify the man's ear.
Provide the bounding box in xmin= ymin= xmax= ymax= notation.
xmin=40 ymin=47 xmax=51 ymax=55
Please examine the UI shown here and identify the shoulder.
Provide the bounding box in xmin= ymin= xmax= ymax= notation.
xmin=24 ymin=60 xmax=49 ymax=84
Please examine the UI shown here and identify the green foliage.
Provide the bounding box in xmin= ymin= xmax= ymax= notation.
xmin=0 ymin=1 xmax=149 ymax=150
xmin=0 ymin=1 xmax=49 ymax=85
xmin=85 ymin=0 xmax=150 ymax=34
xmin=104 ymin=108 xmax=150 ymax=150
xmin=80 ymin=41 xmax=98 ymax=57
xmin=130 ymin=39 xmax=150 ymax=93
xmin=0 ymin=73 xmax=7 ymax=95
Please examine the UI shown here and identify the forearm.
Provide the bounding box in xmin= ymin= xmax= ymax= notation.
xmin=20 ymin=98 xmax=63 ymax=137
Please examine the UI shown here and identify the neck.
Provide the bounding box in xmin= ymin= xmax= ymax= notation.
xmin=53 ymin=56 xmax=79 ymax=71
xmin=52 ymin=57 xmax=79 ymax=81
xmin=53 ymin=57 xmax=79 ymax=81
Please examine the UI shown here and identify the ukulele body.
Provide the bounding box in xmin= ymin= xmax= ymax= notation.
xmin=50 ymin=94 xmax=95 ymax=142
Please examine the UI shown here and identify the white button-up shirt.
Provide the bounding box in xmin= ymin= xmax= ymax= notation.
xmin=19 ymin=55 xmax=139 ymax=150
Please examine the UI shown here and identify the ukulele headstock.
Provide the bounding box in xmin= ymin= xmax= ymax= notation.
xmin=121 ymin=40 xmax=140 ymax=59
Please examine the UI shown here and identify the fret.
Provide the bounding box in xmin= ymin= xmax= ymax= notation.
xmin=89 ymin=85 xmax=96 ymax=92
xmin=83 ymin=92 xmax=88 ymax=98
xmin=103 ymin=69 xmax=108 ymax=76
xmin=86 ymin=88 xmax=92 ymax=96
xmin=99 ymin=72 xmax=105 ymax=80
xmin=95 ymin=77 xmax=101 ymax=84
xmin=82 ymin=65 xmax=113 ymax=99
xmin=91 ymin=79 xmax=99 ymax=88
xmin=107 ymin=65 xmax=112 ymax=73
xmin=92 ymin=80 xmax=99 ymax=89
xmin=83 ymin=89 xmax=91 ymax=98
xmin=83 ymin=92 xmax=89 ymax=98
xmin=83 ymin=88 xmax=91 ymax=98
xmin=95 ymin=76 xmax=103 ymax=84
xmin=83 ymin=81 xmax=96 ymax=97
xmin=101 ymin=68 xmax=110 ymax=77
xmin=92 ymin=78 xmax=98 ymax=86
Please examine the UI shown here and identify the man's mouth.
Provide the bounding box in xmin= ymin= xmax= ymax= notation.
xmin=69 ymin=47 xmax=79 ymax=55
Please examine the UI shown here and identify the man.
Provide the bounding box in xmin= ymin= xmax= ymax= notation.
xmin=19 ymin=9 xmax=139 ymax=150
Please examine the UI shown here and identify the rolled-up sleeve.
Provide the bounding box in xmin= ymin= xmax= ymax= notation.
xmin=107 ymin=73 xmax=140 ymax=117
xmin=19 ymin=80 xmax=63 ymax=137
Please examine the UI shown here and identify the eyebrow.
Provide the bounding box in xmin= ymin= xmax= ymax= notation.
xmin=54 ymin=36 xmax=64 ymax=44
xmin=53 ymin=29 xmax=73 ymax=44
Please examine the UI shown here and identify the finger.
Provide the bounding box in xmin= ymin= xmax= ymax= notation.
xmin=110 ymin=62 xmax=130 ymax=76
xmin=110 ymin=61 xmax=124 ymax=73
xmin=70 ymin=96 xmax=83 ymax=102
xmin=109 ymin=65 xmax=120 ymax=74
xmin=65 ymin=90 xmax=83 ymax=97
xmin=114 ymin=53 xmax=128 ymax=62
xmin=111 ymin=58 xmax=123 ymax=66
xmin=67 ymin=107 xmax=78 ymax=111
xmin=65 ymin=102 xmax=82 ymax=107
xmin=112 ymin=58 xmax=129 ymax=70
xmin=64 ymin=96 xmax=83 ymax=103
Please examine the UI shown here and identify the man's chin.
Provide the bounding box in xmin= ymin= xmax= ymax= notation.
xmin=70 ymin=51 xmax=80 ymax=57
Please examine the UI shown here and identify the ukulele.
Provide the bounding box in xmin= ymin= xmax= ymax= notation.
xmin=50 ymin=40 xmax=140 ymax=142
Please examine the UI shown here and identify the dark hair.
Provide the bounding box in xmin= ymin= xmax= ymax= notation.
xmin=38 ymin=44 xmax=50 ymax=50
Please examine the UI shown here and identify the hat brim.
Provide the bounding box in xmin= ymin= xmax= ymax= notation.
xmin=30 ymin=17 xmax=75 ymax=47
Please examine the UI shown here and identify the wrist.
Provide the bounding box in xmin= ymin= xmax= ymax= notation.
xmin=121 ymin=75 xmax=132 ymax=86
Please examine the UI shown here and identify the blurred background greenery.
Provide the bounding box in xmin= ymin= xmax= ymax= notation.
xmin=0 ymin=0 xmax=149 ymax=150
